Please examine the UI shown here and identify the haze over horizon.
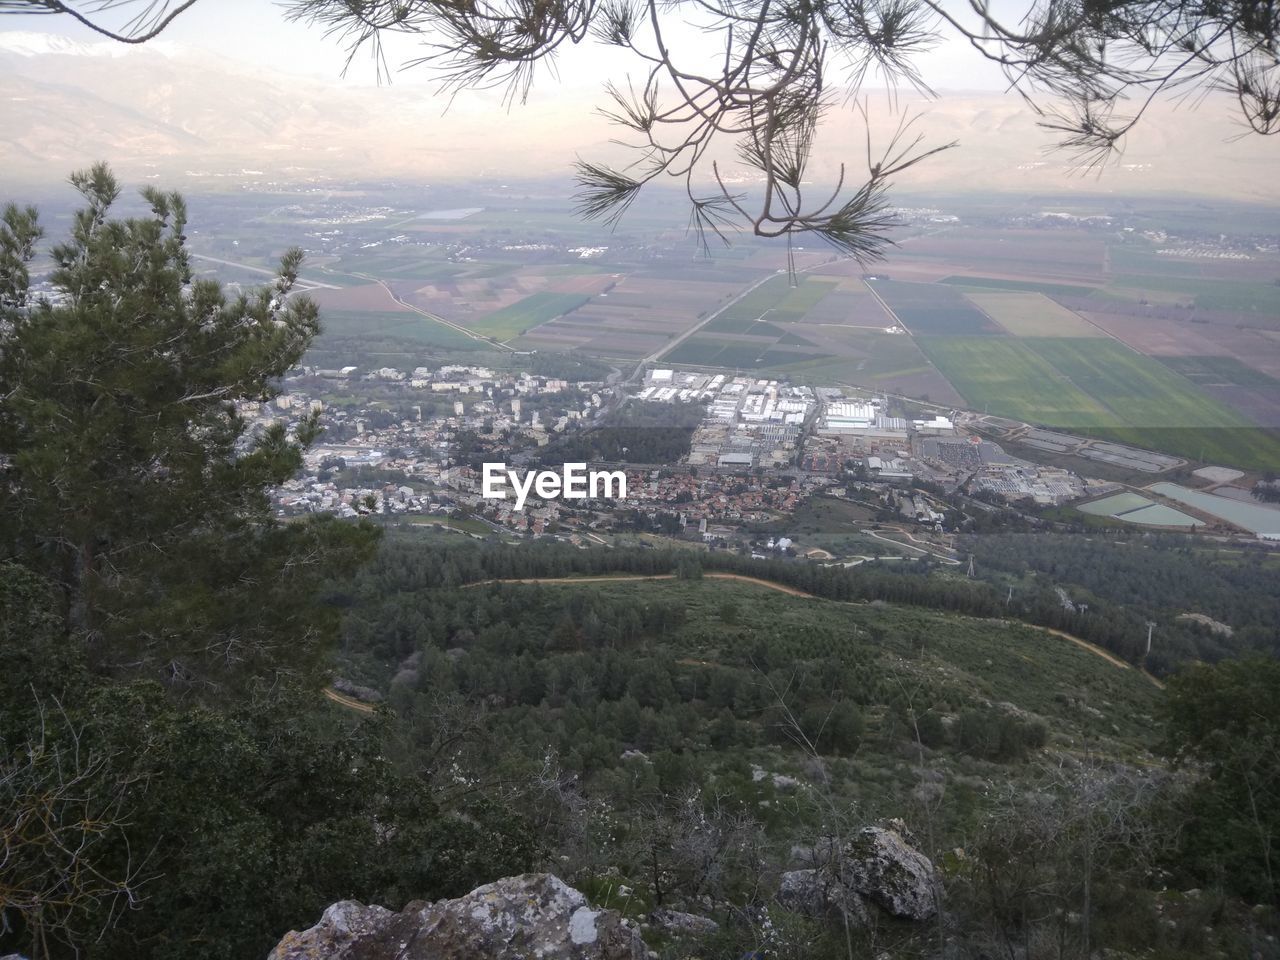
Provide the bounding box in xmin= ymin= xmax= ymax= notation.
xmin=2 ymin=12 xmax=1277 ymax=204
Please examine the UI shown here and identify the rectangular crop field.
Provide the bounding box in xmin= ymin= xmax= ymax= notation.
xmin=960 ymin=291 xmax=1099 ymax=337
xmin=767 ymin=277 xmax=838 ymax=321
xmin=940 ymin=276 xmax=1098 ymax=298
xmin=922 ymin=335 xmax=1280 ymax=470
xmin=662 ymin=334 xmax=825 ymax=369
xmin=702 ymin=315 xmax=790 ymax=337
xmin=1158 ymin=356 xmax=1280 ymax=428
xmin=316 ymin=310 xmax=488 ymax=351
xmin=471 ymin=293 xmax=590 ymax=340
xmin=1026 ymin=338 xmax=1280 ymax=468
xmin=918 ymin=337 xmax=1112 ymax=426
xmin=715 ymin=276 xmax=839 ymax=323
xmin=1105 ymin=274 xmax=1280 ymax=316
xmin=1158 ymin=356 xmax=1279 ymax=388
xmin=867 ymin=280 xmax=1003 ymax=335
xmin=1026 ymin=339 xmax=1250 ymax=431
xmin=786 ymin=285 xmax=896 ymax=327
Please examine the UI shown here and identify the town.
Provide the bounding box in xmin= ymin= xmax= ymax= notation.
xmin=247 ymin=358 xmax=1197 ymax=560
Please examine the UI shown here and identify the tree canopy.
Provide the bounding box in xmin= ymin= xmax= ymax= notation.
xmin=0 ymin=163 xmax=377 ymax=692
xmin=0 ymin=167 xmax=543 ymax=959
xmin=4 ymin=0 xmax=1276 ymax=260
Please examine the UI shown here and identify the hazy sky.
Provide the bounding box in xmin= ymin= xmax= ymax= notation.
xmin=0 ymin=0 xmax=1014 ymax=93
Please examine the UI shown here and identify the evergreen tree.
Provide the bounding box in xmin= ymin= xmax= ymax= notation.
xmin=0 ymin=165 xmax=377 ymax=693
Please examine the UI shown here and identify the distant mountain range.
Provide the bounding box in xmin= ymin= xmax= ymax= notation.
xmin=2 ymin=29 xmax=1276 ymax=202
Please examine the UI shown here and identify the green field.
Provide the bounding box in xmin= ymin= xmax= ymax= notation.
xmin=663 ymin=334 xmax=825 ymax=369
xmin=922 ymin=335 xmax=1280 ymax=469
xmin=472 ymin=292 xmax=591 ymax=340
xmin=316 ymin=309 xmax=488 ymax=351
xmin=719 ymin=276 xmax=838 ymax=323
xmin=765 ymin=276 xmax=838 ymax=321
xmin=940 ymin=275 xmax=1097 ymax=298
xmin=869 ymin=280 xmax=1001 ymax=335
xmin=331 ymin=251 xmax=470 ymax=283
xmin=919 ymin=337 xmax=1111 ymax=425
xmin=1102 ymin=274 xmax=1280 ymax=314
xmin=702 ymin=315 xmax=791 ymax=337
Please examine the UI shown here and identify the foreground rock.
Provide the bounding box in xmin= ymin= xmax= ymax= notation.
xmin=778 ymin=820 xmax=938 ymax=924
xmin=842 ymin=822 xmax=938 ymax=921
xmin=269 ymin=874 xmax=646 ymax=960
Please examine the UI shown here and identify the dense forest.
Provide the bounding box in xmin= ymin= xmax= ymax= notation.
xmin=360 ymin=530 xmax=1280 ymax=675
xmin=325 ymin=531 xmax=1280 ymax=956
xmin=961 ymin=532 xmax=1280 ymax=670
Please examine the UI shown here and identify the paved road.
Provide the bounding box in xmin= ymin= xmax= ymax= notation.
xmin=190 ymin=253 xmax=341 ymax=290
xmin=628 ymin=257 xmax=840 ymax=383
xmin=353 ymin=273 xmax=516 ymax=352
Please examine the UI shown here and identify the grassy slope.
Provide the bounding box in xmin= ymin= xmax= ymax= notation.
xmin=435 ymin=576 xmax=1164 ymax=838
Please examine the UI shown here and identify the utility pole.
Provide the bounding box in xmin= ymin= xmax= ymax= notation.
xmin=1145 ymin=621 xmax=1155 ymax=656
xmin=1006 ymin=585 xmax=1013 ymax=606
xmin=967 ymin=554 xmax=975 ymax=578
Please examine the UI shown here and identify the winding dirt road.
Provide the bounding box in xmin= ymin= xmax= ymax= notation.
xmin=325 ymin=570 xmax=1163 ymax=713
xmin=465 ymin=572 xmax=1164 ymax=686
xmin=464 ymin=571 xmax=819 ymax=597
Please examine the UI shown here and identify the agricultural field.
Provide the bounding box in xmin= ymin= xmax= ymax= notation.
xmin=875 ymin=227 xmax=1108 ymax=286
xmin=922 ymin=335 xmax=1280 ymax=470
xmin=517 ymin=273 xmax=745 ymax=358
xmin=663 ymin=333 xmax=827 ymax=370
xmin=470 ymin=292 xmax=590 ymax=340
xmin=705 ymin=276 xmax=841 ymax=328
xmin=1077 ymin=310 xmax=1280 ymax=382
xmin=1160 ymin=356 xmax=1280 ymax=388
xmin=1030 ymin=339 xmax=1266 ymax=432
xmin=308 ymin=282 xmax=411 ymax=314
xmin=939 ymin=276 xmax=1098 ymax=298
xmin=960 ymin=291 xmax=1100 ymax=337
xmin=771 ymin=326 xmax=963 ymax=402
xmin=1103 ymin=273 xmax=1280 ymax=315
xmin=918 ymin=337 xmax=1111 ymax=425
xmin=313 ymin=309 xmax=489 ymax=352
xmin=794 ymin=288 xmax=896 ymax=327
xmin=867 ymin=279 xmax=1003 ymax=335
xmin=1156 ymin=356 xmax=1280 ymax=427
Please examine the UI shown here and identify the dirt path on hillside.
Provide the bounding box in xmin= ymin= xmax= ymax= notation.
xmin=323 ymin=687 xmax=376 ymax=714
xmin=465 ymin=572 xmax=820 ymax=598
xmin=1033 ymin=625 xmax=1165 ymax=689
xmin=468 ymin=573 xmax=1165 ymax=685
xmin=318 ymin=573 xmax=1162 ymax=715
